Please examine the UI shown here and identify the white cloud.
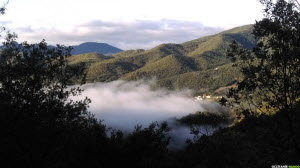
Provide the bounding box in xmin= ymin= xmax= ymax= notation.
xmin=70 ymin=80 xmax=229 ymax=148
xmin=70 ymin=80 xmax=228 ymax=130
xmin=0 ymin=0 xmax=264 ymax=49
xmin=3 ymin=19 xmax=224 ymax=49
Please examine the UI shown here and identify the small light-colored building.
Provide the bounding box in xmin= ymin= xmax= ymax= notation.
xmin=194 ymin=96 xmax=203 ymax=101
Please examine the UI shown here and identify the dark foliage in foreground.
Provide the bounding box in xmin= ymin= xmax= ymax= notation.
xmin=168 ymin=103 xmax=300 ymax=168
xmin=1 ymin=35 xmax=299 ymax=168
xmin=0 ymin=34 xmax=170 ymax=168
xmin=225 ymin=0 xmax=300 ymax=159
xmin=178 ymin=111 xmax=230 ymax=127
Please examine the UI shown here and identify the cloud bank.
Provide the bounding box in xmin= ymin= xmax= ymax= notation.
xmin=71 ymin=80 xmax=228 ymax=129
xmin=70 ymin=80 xmax=229 ymax=148
xmin=4 ymin=19 xmax=224 ymax=49
xmin=72 ymin=80 xmax=201 ymax=130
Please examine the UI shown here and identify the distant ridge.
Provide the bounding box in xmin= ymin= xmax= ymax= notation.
xmin=0 ymin=42 xmax=123 ymax=56
xmin=64 ymin=25 xmax=257 ymax=94
xmin=71 ymin=42 xmax=123 ymax=55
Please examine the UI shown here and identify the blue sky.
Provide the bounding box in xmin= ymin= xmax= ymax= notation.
xmin=0 ymin=0 xmax=264 ymax=49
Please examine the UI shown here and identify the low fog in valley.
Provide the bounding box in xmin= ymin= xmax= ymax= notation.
xmin=71 ymin=80 xmax=229 ymax=148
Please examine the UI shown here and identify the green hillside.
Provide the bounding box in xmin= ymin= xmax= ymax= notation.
xmin=70 ymin=25 xmax=256 ymax=94
xmin=114 ymin=49 xmax=145 ymax=58
xmin=183 ymin=24 xmax=255 ymax=69
xmin=156 ymin=63 xmax=242 ymax=94
xmin=67 ymin=52 xmax=112 ymax=65
xmin=122 ymin=54 xmax=197 ymax=80
xmin=85 ymin=58 xmax=140 ymax=82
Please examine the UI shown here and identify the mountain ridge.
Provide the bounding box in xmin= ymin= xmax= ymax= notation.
xmin=69 ymin=25 xmax=256 ymax=94
xmin=71 ymin=42 xmax=123 ymax=55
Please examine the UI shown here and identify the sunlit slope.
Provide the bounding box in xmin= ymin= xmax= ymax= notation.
xmin=67 ymin=53 xmax=112 ymax=65
xmin=122 ymin=54 xmax=197 ymax=80
xmin=156 ymin=63 xmax=242 ymax=94
xmin=113 ymin=49 xmax=145 ymax=58
xmin=70 ymin=25 xmax=255 ymax=92
xmin=182 ymin=24 xmax=255 ymax=69
xmin=85 ymin=43 xmax=187 ymax=82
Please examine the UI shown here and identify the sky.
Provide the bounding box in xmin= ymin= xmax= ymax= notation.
xmin=0 ymin=0 xmax=264 ymax=49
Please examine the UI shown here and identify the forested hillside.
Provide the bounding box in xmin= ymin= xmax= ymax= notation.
xmin=69 ymin=25 xmax=255 ymax=94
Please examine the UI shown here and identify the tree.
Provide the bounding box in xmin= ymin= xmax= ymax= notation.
xmin=227 ymin=0 xmax=300 ymax=114
xmin=0 ymin=1 xmax=8 ymax=33
xmin=0 ymin=2 xmax=108 ymax=166
xmin=0 ymin=33 xmax=173 ymax=167
xmin=226 ymin=0 xmax=300 ymax=154
xmin=0 ymin=34 xmax=110 ymax=167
